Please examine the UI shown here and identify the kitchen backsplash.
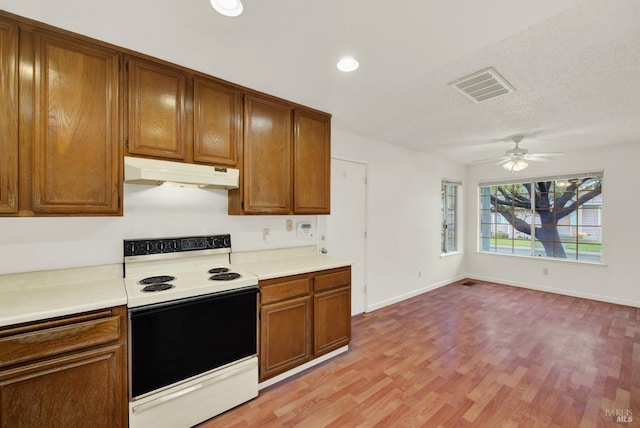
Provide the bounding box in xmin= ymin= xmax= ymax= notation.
xmin=0 ymin=184 xmax=319 ymax=275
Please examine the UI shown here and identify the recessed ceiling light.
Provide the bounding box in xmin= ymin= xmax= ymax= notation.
xmin=337 ymin=57 xmax=359 ymax=72
xmin=210 ymin=0 xmax=244 ymax=17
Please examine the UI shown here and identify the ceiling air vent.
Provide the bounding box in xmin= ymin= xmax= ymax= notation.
xmin=448 ymin=67 xmax=514 ymax=103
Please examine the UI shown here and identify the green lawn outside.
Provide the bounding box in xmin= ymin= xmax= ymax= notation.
xmin=493 ymin=238 xmax=601 ymax=252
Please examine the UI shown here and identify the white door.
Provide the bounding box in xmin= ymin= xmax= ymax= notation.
xmin=319 ymin=158 xmax=367 ymax=315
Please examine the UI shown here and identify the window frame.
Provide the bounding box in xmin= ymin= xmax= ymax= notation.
xmin=441 ymin=180 xmax=461 ymax=254
xmin=478 ymin=172 xmax=603 ymax=263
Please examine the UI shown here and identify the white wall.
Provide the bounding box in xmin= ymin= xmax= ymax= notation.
xmin=465 ymin=141 xmax=640 ymax=308
xmin=0 ymin=186 xmax=317 ymax=275
xmin=332 ymin=129 xmax=466 ymax=311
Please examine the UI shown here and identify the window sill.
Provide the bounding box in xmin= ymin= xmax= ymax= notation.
xmin=476 ymin=251 xmax=607 ymax=267
xmin=440 ymin=251 xmax=463 ymax=258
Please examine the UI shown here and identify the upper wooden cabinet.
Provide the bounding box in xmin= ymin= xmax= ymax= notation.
xmin=193 ymin=77 xmax=242 ymax=166
xmin=294 ymin=108 xmax=331 ymax=214
xmin=32 ymin=30 xmax=122 ymax=215
xmin=1 ymin=11 xmax=330 ymax=217
xmin=229 ymin=97 xmax=331 ymax=215
xmin=0 ymin=18 xmax=18 ymax=214
xmin=126 ymin=57 xmax=241 ymax=168
xmin=234 ymin=94 xmax=293 ymax=214
xmin=126 ymin=56 xmax=187 ymax=161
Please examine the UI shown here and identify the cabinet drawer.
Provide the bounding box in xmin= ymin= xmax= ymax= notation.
xmin=313 ymin=268 xmax=351 ymax=293
xmin=0 ymin=316 xmax=121 ymax=369
xmin=261 ymin=277 xmax=311 ymax=305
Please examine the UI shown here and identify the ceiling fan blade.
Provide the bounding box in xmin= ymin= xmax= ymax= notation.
xmin=525 ymin=155 xmax=552 ymax=162
xmin=530 ymin=152 xmax=564 ymax=157
xmin=472 ymin=156 xmax=506 ymax=164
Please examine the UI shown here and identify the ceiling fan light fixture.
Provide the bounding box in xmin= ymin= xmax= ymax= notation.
xmin=210 ymin=0 xmax=244 ymax=17
xmin=503 ymin=158 xmax=528 ymax=173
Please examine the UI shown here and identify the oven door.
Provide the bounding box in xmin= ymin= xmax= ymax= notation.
xmin=128 ymin=286 xmax=259 ymax=399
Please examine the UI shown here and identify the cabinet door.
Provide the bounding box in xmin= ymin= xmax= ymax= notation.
xmin=0 ymin=345 xmax=125 ymax=428
xmin=193 ymin=77 xmax=241 ymax=167
xmin=0 ymin=306 xmax=127 ymax=427
xmin=0 ymin=18 xmax=18 ymax=214
xmin=314 ymin=286 xmax=351 ymax=356
xmin=243 ymin=95 xmax=292 ymax=214
xmin=32 ymin=31 xmax=121 ymax=214
xmin=260 ymin=295 xmax=312 ymax=381
xmin=127 ymin=56 xmax=187 ymax=160
xmin=293 ymin=108 xmax=331 ymax=214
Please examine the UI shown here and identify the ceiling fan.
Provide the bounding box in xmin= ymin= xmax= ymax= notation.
xmin=473 ymin=135 xmax=564 ymax=172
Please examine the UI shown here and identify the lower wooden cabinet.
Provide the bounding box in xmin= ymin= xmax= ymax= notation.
xmin=0 ymin=306 xmax=127 ymax=428
xmin=314 ymin=285 xmax=351 ymax=356
xmin=260 ymin=295 xmax=312 ymax=379
xmin=259 ymin=267 xmax=351 ymax=382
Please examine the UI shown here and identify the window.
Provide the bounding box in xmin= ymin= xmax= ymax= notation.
xmin=441 ymin=180 xmax=460 ymax=253
xmin=479 ymin=173 xmax=602 ymax=262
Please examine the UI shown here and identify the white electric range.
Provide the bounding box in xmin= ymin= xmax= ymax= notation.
xmin=123 ymin=234 xmax=259 ymax=428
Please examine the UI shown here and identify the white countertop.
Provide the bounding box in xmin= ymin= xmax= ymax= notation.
xmin=235 ymin=255 xmax=352 ymax=280
xmin=231 ymin=246 xmax=352 ymax=280
xmin=0 ymin=246 xmax=351 ymax=328
xmin=0 ymin=264 xmax=127 ymax=328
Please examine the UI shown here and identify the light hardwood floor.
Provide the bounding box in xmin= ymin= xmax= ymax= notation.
xmin=199 ymin=279 xmax=640 ymax=427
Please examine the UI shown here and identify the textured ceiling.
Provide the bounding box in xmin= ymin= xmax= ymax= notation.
xmin=2 ymin=0 xmax=639 ymax=163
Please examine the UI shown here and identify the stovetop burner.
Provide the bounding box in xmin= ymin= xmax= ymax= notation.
xmin=142 ymin=283 xmax=175 ymax=292
xmin=210 ymin=272 xmax=241 ymax=281
xmin=139 ymin=275 xmax=176 ymax=285
xmin=124 ymin=234 xmax=259 ymax=308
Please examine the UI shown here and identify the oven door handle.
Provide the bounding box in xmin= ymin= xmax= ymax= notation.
xmin=131 ymin=363 xmax=254 ymax=415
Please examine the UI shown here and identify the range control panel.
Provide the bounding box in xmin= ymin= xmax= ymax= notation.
xmin=124 ymin=234 xmax=231 ymax=257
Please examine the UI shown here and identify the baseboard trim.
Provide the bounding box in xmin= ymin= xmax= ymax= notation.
xmin=366 ymin=275 xmax=467 ymax=313
xmin=467 ymin=274 xmax=640 ymax=309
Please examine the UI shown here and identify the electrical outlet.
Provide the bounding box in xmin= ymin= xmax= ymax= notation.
xmin=418 ymin=270 xmax=422 ymax=278
xmin=543 ymin=268 xmax=549 ymax=275
xmin=286 ymin=219 xmax=293 ymax=231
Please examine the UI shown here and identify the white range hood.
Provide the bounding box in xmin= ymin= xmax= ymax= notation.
xmin=124 ymin=156 xmax=239 ymax=189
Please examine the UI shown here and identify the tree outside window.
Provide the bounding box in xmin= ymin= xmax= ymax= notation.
xmin=479 ymin=174 xmax=602 ymax=262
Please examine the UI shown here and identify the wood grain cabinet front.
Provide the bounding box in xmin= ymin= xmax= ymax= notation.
xmin=193 ymin=77 xmax=242 ymax=167
xmin=260 ymin=294 xmax=313 ymax=381
xmin=126 ymin=56 xmax=188 ymax=161
xmin=258 ymin=267 xmax=351 ymax=382
xmin=293 ymin=108 xmax=331 ymax=214
xmin=236 ymin=94 xmax=293 ymax=215
xmin=31 ymin=30 xmax=122 ymax=215
xmin=313 ymin=267 xmax=351 ymax=356
xmin=229 ymin=98 xmax=331 ymax=215
xmin=0 ymin=17 xmax=18 ymax=214
xmin=0 ymin=306 xmax=128 ymax=428
xmin=1 ymin=11 xmax=331 ymax=217
xmin=259 ymin=274 xmax=313 ymax=381
xmin=126 ymin=57 xmax=242 ymax=168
